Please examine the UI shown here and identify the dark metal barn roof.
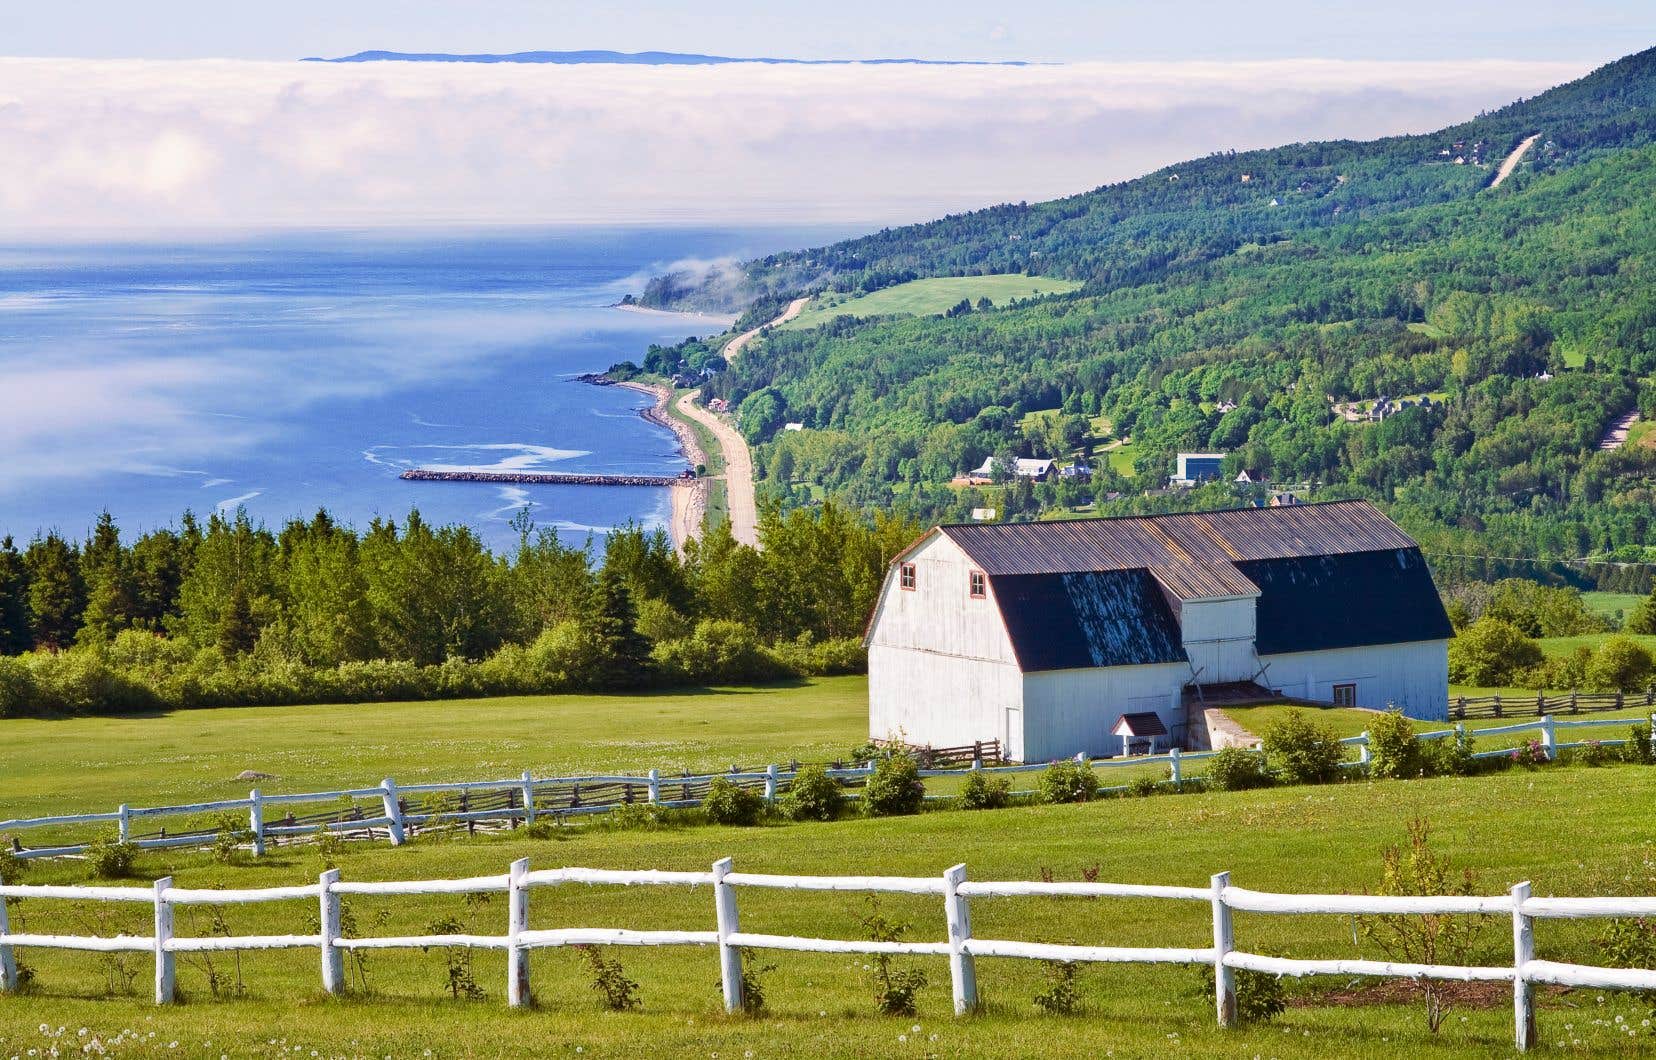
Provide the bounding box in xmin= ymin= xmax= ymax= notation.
xmin=1236 ymin=549 xmax=1454 ymax=655
xmin=989 ymin=569 xmax=1188 ymax=672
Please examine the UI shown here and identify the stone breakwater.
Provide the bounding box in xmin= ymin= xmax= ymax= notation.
xmin=400 ymin=469 xmax=692 ymax=487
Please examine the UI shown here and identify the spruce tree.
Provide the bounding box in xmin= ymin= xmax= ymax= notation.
xmin=584 ymin=567 xmax=652 ymax=688
xmin=217 ymin=580 xmax=258 ymax=655
xmin=23 ymin=532 xmax=85 ymax=650
xmin=78 ymin=511 xmax=137 ymax=643
xmin=0 ymin=535 xmax=30 ymax=654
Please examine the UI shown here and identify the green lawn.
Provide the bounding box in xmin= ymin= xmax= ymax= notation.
xmin=782 ymin=275 xmax=1082 ymax=330
xmin=3 ymin=767 xmax=1655 ymax=1056
xmin=0 ymin=679 xmax=869 ymax=825
xmin=1105 ymin=441 xmax=1137 ymax=476
xmin=1583 ymin=591 xmax=1645 ymax=623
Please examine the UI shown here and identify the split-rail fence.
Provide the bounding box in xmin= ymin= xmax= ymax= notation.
xmin=2 ymin=856 xmax=1654 ymax=1051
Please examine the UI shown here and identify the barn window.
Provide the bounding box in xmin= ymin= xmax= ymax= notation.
xmin=969 ymin=570 xmax=986 ymax=599
xmin=899 ymin=563 xmax=916 ymax=591
xmin=1332 ymin=682 xmax=1357 ymax=707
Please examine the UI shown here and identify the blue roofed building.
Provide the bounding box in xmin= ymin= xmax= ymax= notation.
xmin=863 ymin=501 xmax=1452 ymax=761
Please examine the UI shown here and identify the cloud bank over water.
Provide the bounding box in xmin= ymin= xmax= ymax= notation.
xmin=0 ymin=57 xmax=1591 ymax=230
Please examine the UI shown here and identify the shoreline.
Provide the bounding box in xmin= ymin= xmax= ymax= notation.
xmin=614 ymin=379 xmax=708 ymax=552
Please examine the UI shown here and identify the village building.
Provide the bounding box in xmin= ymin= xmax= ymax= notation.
xmin=1170 ymin=452 xmax=1227 ymax=487
xmin=864 ymin=501 xmax=1451 ymax=762
xmin=963 ymin=456 xmax=1055 ymax=484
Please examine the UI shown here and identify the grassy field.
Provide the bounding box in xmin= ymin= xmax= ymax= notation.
xmin=782 ymin=275 xmax=1082 ymax=330
xmin=3 ymin=767 xmax=1655 ymax=1056
xmin=1583 ymin=591 xmax=1645 ymax=623
xmin=0 ymin=679 xmax=868 ymax=824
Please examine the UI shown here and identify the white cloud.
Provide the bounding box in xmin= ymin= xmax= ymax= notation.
xmin=0 ymin=57 xmax=1594 ymax=230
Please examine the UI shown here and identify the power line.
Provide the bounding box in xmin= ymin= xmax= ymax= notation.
xmin=1423 ymin=551 xmax=1656 ymax=570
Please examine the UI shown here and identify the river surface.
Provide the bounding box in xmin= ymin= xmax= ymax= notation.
xmin=0 ymin=227 xmax=840 ymax=552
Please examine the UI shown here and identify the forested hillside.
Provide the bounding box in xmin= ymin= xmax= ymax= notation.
xmin=642 ymin=46 xmax=1656 ymax=582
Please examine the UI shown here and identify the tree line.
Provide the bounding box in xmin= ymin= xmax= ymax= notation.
xmin=0 ymin=503 xmax=918 ymax=717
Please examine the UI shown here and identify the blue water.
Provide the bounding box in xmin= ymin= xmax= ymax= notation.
xmin=0 ymin=227 xmax=839 ymax=552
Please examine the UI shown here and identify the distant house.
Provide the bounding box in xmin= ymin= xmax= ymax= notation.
xmin=783 ymin=422 xmax=805 ymax=432
xmin=967 ymin=457 xmax=1055 ymax=482
xmin=864 ymin=501 xmax=1452 ymax=761
xmin=1215 ymin=400 xmax=1238 ymax=414
xmin=970 ymin=508 xmax=998 ymax=522
xmin=1234 ymin=469 xmax=1267 ymax=486
xmin=1058 ymin=463 xmax=1092 ymax=480
xmin=1267 ymin=491 xmax=1302 ymax=507
xmin=1171 ymin=453 xmax=1227 ymax=487
xmin=707 ymin=398 xmax=730 ymax=413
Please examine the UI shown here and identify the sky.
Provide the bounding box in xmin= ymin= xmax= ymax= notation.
xmin=0 ymin=3 xmax=1649 ymax=231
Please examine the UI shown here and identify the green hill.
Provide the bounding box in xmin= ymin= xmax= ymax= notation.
xmin=641 ymin=47 xmax=1656 ymax=582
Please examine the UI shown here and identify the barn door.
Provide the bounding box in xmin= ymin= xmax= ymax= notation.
xmin=1003 ymin=705 xmax=1023 ymax=763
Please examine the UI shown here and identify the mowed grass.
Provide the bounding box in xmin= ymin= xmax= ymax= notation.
xmin=5 ymin=767 xmax=1656 ymax=1057
xmin=782 ymin=274 xmax=1082 ymax=329
xmin=0 ymin=679 xmax=869 ymax=824
xmin=1582 ymin=591 xmax=1644 ymax=622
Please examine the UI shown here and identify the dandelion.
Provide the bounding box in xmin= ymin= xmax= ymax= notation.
xmin=897 ymin=1035 xmax=907 ymax=1043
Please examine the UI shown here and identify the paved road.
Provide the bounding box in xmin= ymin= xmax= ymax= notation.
xmin=678 ymin=297 xmax=811 ymax=547
xmin=1490 ymin=133 xmax=1540 ymax=189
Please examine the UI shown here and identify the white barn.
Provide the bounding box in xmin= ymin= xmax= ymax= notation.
xmin=864 ymin=501 xmax=1452 ymax=762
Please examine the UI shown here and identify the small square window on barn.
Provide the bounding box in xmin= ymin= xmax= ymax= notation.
xmin=900 ymin=563 xmax=916 ymax=591
xmin=1332 ymin=682 xmax=1357 ymax=707
xmin=969 ymin=570 xmax=986 ymax=599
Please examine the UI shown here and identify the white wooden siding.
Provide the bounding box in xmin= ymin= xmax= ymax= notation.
xmin=1020 ymin=663 xmax=1188 ymax=762
xmin=867 ymin=534 xmax=1022 ymax=752
xmin=1177 ymin=597 xmax=1258 ymax=684
xmin=1259 ymin=640 xmax=1449 ymax=720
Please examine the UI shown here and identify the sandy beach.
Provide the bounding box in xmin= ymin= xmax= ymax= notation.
xmin=616 ymin=380 xmax=707 ymax=551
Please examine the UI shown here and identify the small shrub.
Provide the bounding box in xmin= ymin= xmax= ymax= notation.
xmin=1037 ymin=759 xmax=1097 ymax=804
xmin=84 ymin=837 xmax=137 ymax=879
xmin=576 ymin=945 xmax=640 ymax=1011
xmin=1510 ymin=739 xmax=1549 ymax=769
xmin=1584 ymin=636 xmax=1655 ymax=692
xmin=735 ymin=948 xmax=776 ymax=1016
xmin=314 ymin=824 xmax=347 ymax=869
xmin=703 ymin=776 xmax=765 ymax=826
xmin=1447 ymin=617 xmax=1542 ymax=686
xmin=210 ymin=812 xmax=253 ymax=865
xmin=1196 ymin=965 xmax=1286 ymax=1023
xmin=1621 ymin=723 xmax=1655 ymax=765
xmin=779 ymin=764 xmax=844 ymax=822
xmin=1573 ymin=740 xmax=1614 ymax=767
xmin=1420 ymin=731 xmax=1476 ymax=777
xmin=1033 ymin=960 xmax=1081 ymax=1014
xmin=863 ymin=754 xmax=925 ymax=817
xmin=958 ymin=770 xmax=1011 ymax=810
xmin=860 ymin=898 xmax=928 ymax=1016
xmin=1126 ymin=775 xmax=1161 ymax=798
xmin=1261 ymin=709 xmax=1344 ymax=784
xmin=1366 ymin=710 xmax=1420 ymax=779
xmin=1206 ymin=746 xmax=1270 ymax=791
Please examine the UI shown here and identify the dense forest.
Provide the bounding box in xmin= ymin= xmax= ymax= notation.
xmin=637 ymin=46 xmax=1656 ymax=581
xmin=0 ymin=505 xmax=913 ymax=717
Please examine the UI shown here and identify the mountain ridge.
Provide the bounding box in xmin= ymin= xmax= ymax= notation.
xmin=305 ymin=49 xmax=1031 ymax=66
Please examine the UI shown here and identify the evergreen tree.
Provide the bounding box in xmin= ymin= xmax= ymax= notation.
xmin=175 ymin=509 xmax=277 ymax=646
xmin=217 ymin=580 xmax=258 ymax=655
xmin=23 ymin=532 xmax=84 ymax=650
xmin=583 ymin=567 xmax=652 ymax=689
xmin=128 ymin=526 xmax=189 ymax=631
xmin=0 ymin=535 xmax=30 ymax=654
xmin=78 ymin=511 xmax=138 ymax=643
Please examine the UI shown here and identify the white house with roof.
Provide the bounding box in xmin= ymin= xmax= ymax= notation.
xmin=863 ymin=501 xmax=1452 ymax=762
xmin=966 ymin=456 xmax=1054 ymax=482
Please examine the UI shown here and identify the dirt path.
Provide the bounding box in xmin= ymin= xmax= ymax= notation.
xmin=674 ymin=297 xmax=810 ymax=548
xmin=1598 ymin=409 xmax=1641 ymax=451
xmin=1490 ymin=133 xmax=1540 ymax=189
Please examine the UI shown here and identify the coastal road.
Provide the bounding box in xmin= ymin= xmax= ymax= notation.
xmin=1490 ymin=133 xmax=1540 ymax=189
xmin=679 ymin=296 xmax=811 ymax=547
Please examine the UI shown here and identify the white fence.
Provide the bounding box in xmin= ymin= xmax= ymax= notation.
xmin=4 ymin=858 xmax=1655 ymax=1051
xmin=4 ymin=713 xmax=1652 ymax=860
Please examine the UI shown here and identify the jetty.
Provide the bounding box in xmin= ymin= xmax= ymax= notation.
xmin=400 ymin=469 xmax=695 ymax=487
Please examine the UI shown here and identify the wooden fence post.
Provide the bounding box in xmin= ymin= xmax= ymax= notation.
xmin=153 ymin=876 xmax=176 ymax=1004
xmin=647 ymin=769 xmax=661 ymax=805
xmin=520 ymin=772 xmax=536 ymax=828
xmin=1210 ymin=871 xmax=1235 ymax=1028
xmin=712 ymin=857 xmax=743 ymax=1013
xmin=118 ymin=803 xmax=131 ymax=845
xmin=508 ymin=857 xmax=531 ymax=1008
xmin=248 ymin=789 xmax=265 ymax=857
xmin=1168 ymin=747 xmax=1182 ymax=790
xmin=1540 ymin=716 xmax=1556 ymax=761
xmin=0 ymin=870 xmax=16 ymax=993
xmin=943 ymin=863 xmax=978 ymax=1014
xmin=1494 ymin=694 xmax=1503 ymax=718
xmin=319 ymin=868 xmax=343 ymax=995
xmin=1512 ymin=881 xmax=1535 ymax=1051
xmin=1536 ymin=691 xmax=1544 ymax=716
xmin=380 ymin=778 xmax=406 ymax=846
xmin=764 ymin=765 xmax=779 ymax=803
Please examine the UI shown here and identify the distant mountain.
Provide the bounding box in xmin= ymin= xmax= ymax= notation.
xmin=305 ymin=50 xmax=1029 ymax=66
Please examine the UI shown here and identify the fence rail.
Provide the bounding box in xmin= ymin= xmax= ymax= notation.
xmin=1453 ymin=688 xmax=1656 ymax=720
xmin=2 ymin=858 xmax=1651 ymax=1051
xmin=5 ymin=716 xmax=1653 ymax=861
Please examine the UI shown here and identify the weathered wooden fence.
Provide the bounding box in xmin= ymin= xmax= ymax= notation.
xmin=3 ymin=858 xmax=1653 ymax=1051
xmin=4 ymin=718 xmax=1652 ymax=860
xmin=1453 ymin=688 xmax=1656 ymax=720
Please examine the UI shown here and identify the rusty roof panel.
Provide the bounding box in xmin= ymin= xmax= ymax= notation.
xmin=939 ymin=501 xmax=1417 ymax=580
xmin=1147 ymin=562 xmax=1259 ymax=601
